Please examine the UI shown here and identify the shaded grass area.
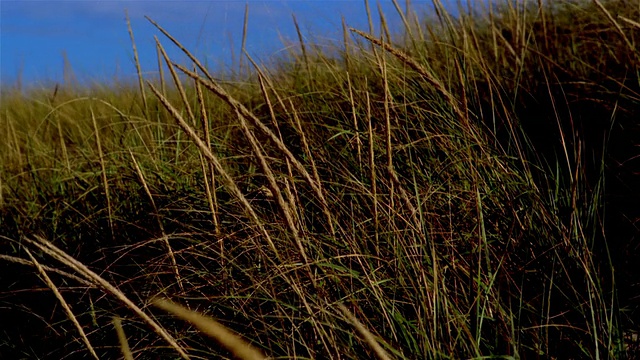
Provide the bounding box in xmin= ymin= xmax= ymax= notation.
xmin=1 ymin=0 xmax=639 ymax=358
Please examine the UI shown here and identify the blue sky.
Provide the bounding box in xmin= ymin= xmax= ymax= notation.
xmin=1 ymin=1 xmax=464 ymax=88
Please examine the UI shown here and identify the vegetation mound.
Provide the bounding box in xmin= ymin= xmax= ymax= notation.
xmin=1 ymin=0 xmax=638 ymax=358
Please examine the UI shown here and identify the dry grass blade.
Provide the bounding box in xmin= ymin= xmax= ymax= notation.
xmin=174 ymin=63 xmax=336 ymax=235
xmin=176 ymin=62 xmax=322 ymax=191
xmin=592 ymin=0 xmax=639 ymax=59
xmin=243 ymin=52 xmax=306 ymax=218
xmin=365 ymin=90 xmax=380 ymax=252
xmin=24 ymin=248 xmax=100 ymax=360
xmin=232 ymin=102 xmax=313 ymax=269
xmin=350 ymin=28 xmax=465 ymax=122
xmin=337 ymin=303 xmax=393 ymax=360
xmin=126 ymin=10 xmax=148 ymax=115
xmin=152 ymin=298 xmax=267 ymax=360
xmin=376 ymin=41 xmax=393 ymax=173
xmin=22 ymin=236 xmax=191 ymax=360
xmin=346 ymin=72 xmax=363 ymax=168
xmin=91 ymin=108 xmax=115 ymax=244
xmin=342 ymin=16 xmax=352 ymax=71
xmin=146 ymin=81 xmax=280 ymax=259
xmin=251 ymin=64 xmax=301 ymax=222
xmin=129 ymin=149 xmax=184 ymax=292
xmin=388 ymin=166 xmax=422 ymax=235
xmin=155 ymin=37 xmax=196 ymax=124
xmin=378 ymin=2 xmax=392 ymax=43
xmin=145 ymin=16 xmax=215 ymax=81
xmin=0 ymin=252 xmax=94 ymax=287
xmin=194 ymin=72 xmax=221 ymax=237
xmin=239 ymin=3 xmax=249 ymax=74
xmin=618 ymin=15 xmax=640 ymax=30
xmin=112 ymin=317 xmax=135 ymax=360
xmin=156 ymin=42 xmax=167 ymax=96
xmin=390 ymin=0 xmax=416 ymax=49
xmin=292 ymin=13 xmax=312 ymax=88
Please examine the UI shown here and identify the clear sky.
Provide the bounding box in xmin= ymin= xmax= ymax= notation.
xmin=0 ymin=1 xmax=465 ymax=88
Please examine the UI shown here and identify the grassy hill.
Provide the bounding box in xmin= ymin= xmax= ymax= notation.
xmin=1 ymin=0 xmax=639 ymax=358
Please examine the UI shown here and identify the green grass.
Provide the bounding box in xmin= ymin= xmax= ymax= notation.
xmin=1 ymin=0 xmax=639 ymax=358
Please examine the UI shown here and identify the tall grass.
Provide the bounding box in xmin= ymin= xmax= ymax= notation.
xmin=1 ymin=0 xmax=638 ymax=358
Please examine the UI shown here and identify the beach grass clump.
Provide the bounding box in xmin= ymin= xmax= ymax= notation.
xmin=1 ymin=0 xmax=638 ymax=358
